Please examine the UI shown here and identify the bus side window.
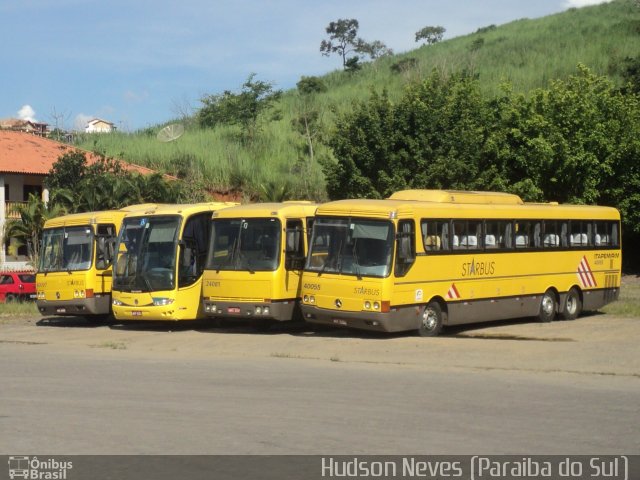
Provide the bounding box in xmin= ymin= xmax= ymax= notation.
xmin=569 ymin=221 xmax=591 ymax=247
xmin=515 ymin=220 xmax=540 ymax=248
xmin=395 ymin=220 xmax=415 ymax=277
xmin=454 ymin=220 xmax=481 ymax=250
xmin=594 ymin=221 xmax=616 ymax=247
xmin=543 ymin=221 xmax=560 ymax=248
xmin=179 ymin=213 xmax=210 ymax=287
xmin=484 ymin=220 xmax=508 ymax=250
xmin=96 ymin=224 xmax=116 ymax=270
xmin=421 ymin=220 xmax=447 ymax=252
xmin=285 ymin=219 xmax=305 ymax=270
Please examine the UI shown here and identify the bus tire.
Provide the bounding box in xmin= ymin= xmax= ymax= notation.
xmin=538 ymin=289 xmax=557 ymax=323
xmin=561 ymin=287 xmax=582 ymax=321
xmin=418 ymin=301 xmax=445 ymax=337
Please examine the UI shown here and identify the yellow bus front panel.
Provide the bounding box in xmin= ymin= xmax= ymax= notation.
xmin=112 ymin=281 xmax=203 ymax=321
xmin=36 ymin=271 xmax=112 ymax=316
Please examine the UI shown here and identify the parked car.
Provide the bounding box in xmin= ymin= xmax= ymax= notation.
xmin=0 ymin=272 xmax=36 ymax=302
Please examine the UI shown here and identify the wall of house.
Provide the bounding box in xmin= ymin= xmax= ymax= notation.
xmin=86 ymin=121 xmax=113 ymax=133
xmin=1 ymin=173 xmax=46 ymax=270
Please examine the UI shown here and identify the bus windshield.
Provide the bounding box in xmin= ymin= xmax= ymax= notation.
xmin=207 ymin=218 xmax=281 ymax=272
xmin=114 ymin=216 xmax=180 ymax=292
xmin=39 ymin=226 xmax=93 ymax=272
xmin=306 ymin=218 xmax=393 ymax=278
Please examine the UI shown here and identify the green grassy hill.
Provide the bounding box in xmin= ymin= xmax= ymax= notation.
xmin=75 ymin=0 xmax=640 ymax=201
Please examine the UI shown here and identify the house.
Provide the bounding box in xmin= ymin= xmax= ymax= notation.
xmin=85 ymin=118 xmax=116 ymax=133
xmin=0 ymin=118 xmax=49 ymax=137
xmin=0 ymin=130 xmax=158 ymax=271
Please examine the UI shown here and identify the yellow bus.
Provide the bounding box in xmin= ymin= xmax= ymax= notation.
xmin=300 ymin=190 xmax=621 ymax=336
xmin=202 ymin=201 xmax=318 ymax=324
xmin=111 ymin=202 xmax=237 ymax=321
xmin=36 ymin=206 xmax=154 ymax=318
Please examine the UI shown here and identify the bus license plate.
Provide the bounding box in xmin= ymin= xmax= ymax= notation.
xmin=227 ymin=307 xmax=240 ymax=314
xmin=131 ymin=311 xmax=143 ymax=316
xmin=56 ymin=308 xmax=66 ymax=313
xmin=333 ymin=319 xmax=347 ymax=326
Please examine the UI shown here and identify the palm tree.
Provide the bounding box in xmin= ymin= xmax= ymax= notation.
xmin=4 ymin=194 xmax=66 ymax=269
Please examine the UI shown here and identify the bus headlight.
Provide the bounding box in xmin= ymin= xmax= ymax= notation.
xmin=152 ymin=297 xmax=174 ymax=306
xmin=303 ymin=295 xmax=309 ymax=303
xmin=255 ymin=306 xmax=262 ymax=314
xmin=310 ymin=295 xmax=316 ymax=304
xmin=112 ymin=299 xmax=123 ymax=306
xmin=364 ymin=301 xmax=371 ymax=310
xmin=263 ymin=306 xmax=270 ymax=315
xmin=373 ymin=301 xmax=380 ymax=310
xmin=74 ymin=290 xmax=86 ymax=298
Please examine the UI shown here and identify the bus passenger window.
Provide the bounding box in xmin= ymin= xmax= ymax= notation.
xmin=569 ymin=221 xmax=591 ymax=247
xmin=485 ymin=220 xmax=511 ymax=250
xmin=515 ymin=220 xmax=540 ymax=249
xmin=452 ymin=220 xmax=481 ymax=250
xmin=421 ymin=220 xmax=448 ymax=252
xmin=543 ymin=221 xmax=560 ymax=248
xmin=594 ymin=221 xmax=615 ymax=247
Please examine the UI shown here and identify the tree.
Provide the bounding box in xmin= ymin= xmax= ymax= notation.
xmin=415 ymin=26 xmax=446 ymax=45
xmin=324 ymin=72 xmax=491 ymax=199
xmin=320 ymin=19 xmax=360 ymax=69
xmin=45 ymin=150 xmax=183 ymax=213
xmin=5 ymin=194 xmax=65 ymax=267
xmin=197 ymin=73 xmax=282 ymax=140
xmin=355 ymin=39 xmax=394 ymax=60
xmin=44 ymin=151 xmax=87 ymax=193
xmin=292 ymin=76 xmax=327 ymax=167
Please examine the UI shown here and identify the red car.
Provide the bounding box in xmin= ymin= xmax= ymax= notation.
xmin=0 ymin=272 xmax=36 ymax=302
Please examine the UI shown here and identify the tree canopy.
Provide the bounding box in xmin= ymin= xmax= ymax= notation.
xmin=197 ymin=73 xmax=282 ymax=139
xmin=323 ymin=66 xmax=640 ymax=247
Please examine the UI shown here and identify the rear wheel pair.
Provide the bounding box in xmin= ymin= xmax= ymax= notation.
xmin=538 ymin=287 xmax=582 ymax=322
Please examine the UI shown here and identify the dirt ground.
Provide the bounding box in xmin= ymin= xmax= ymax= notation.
xmin=1 ymin=305 xmax=638 ymax=378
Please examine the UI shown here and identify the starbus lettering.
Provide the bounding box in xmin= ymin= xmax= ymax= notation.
xmin=66 ymin=279 xmax=84 ymax=287
xmin=461 ymin=259 xmax=495 ymax=277
xmin=353 ymin=286 xmax=380 ymax=296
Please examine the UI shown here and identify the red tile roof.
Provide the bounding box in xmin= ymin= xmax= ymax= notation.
xmin=0 ymin=130 xmax=159 ymax=176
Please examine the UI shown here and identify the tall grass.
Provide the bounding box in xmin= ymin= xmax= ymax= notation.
xmin=74 ymin=0 xmax=640 ymax=199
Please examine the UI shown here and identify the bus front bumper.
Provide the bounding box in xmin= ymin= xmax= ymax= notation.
xmin=300 ymin=304 xmax=421 ymax=333
xmin=37 ymin=295 xmax=111 ymax=316
xmin=203 ymin=299 xmax=299 ymax=322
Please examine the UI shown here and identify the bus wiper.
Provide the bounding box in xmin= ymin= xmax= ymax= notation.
xmin=140 ymin=272 xmax=154 ymax=292
xmin=216 ymin=236 xmax=238 ymax=273
xmin=352 ymin=241 xmax=362 ymax=280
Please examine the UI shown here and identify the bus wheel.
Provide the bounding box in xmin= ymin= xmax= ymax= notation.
xmin=561 ymin=288 xmax=582 ymax=321
xmin=418 ymin=302 xmax=444 ymax=337
xmin=538 ymin=289 xmax=557 ymax=323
